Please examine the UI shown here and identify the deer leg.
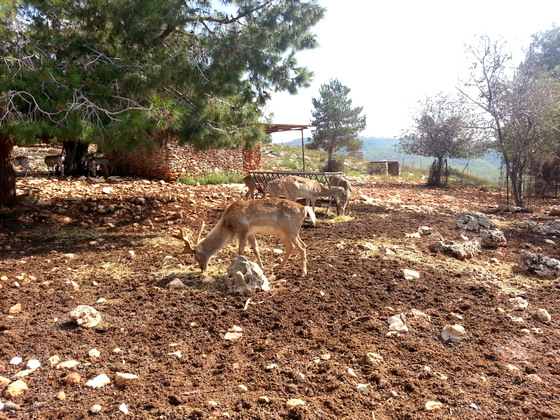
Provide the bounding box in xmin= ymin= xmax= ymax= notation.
xmin=296 ymin=235 xmax=307 ymax=276
xmin=247 ymin=234 xmax=264 ymax=268
xmin=277 ymin=235 xmax=294 ymax=270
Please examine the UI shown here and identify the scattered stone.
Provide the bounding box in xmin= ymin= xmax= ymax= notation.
xmin=347 ymin=368 xmax=358 ymax=378
xmin=430 ymin=240 xmax=480 ymax=260
xmin=480 ymin=229 xmax=507 ymax=248
xmin=356 ymin=384 xmax=368 ymax=393
xmin=441 ymin=324 xmax=466 ymax=343
xmin=294 ymin=372 xmax=305 ymax=382
xmin=535 ymin=308 xmax=551 ymax=323
xmin=57 ymin=391 xmax=66 ymax=400
xmin=9 ymin=357 xmax=22 ymax=365
xmin=238 ymin=384 xmax=248 ymax=392
xmin=402 ymin=269 xmax=420 ymax=280
xmin=90 ymin=405 xmax=102 ymax=413
xmin=258 ymin=396 xmax=270 ymax=403
xmin=89 ymin=349 xmax=101 ymax=359
xmin=56 ymin=360 xmax=80 ymax=370
xmin=286 ymin=398 xmax=305 ymax=407
xmin=86 ymin=373 xmax=111 ymax=388
xmin=549 ymin=206 xmax=560 ymax=217
xmin=456 ymin=212 xmax=495 ymax=231
xmin=8 ymin=303 xmax=22 ymax=314
xmin=63 ymin=281 xmax=80 ymax=291
xmin=62 ymin=372 xmax=81 ymax=385
xmin=0 ymin=376 xmax=11 ymax=388
xmin=518 ymin=252 xmax=560 ymax=279
xmin=69 ymin=305 xmax=102 ymax=328
xmin=46 ymin=356 xmax=60 ymax=367
xmin=201 ymin=276 xmax=216 ymax=285
xmin=364 ymin=352 xmax=384 ymax=366
xmin=167 ymin=278 xmax=187 ymax=290
xmin=425 ymin=401 xmax=443 ymax=411
xmin=119 ymin=403 xmax=129 ymax=414
xmin=26 ymin=359 xmax=40 ymax=370
xmin=389 ymin=390 xmax=398 ymax=398
xmin=206 ymin=400 xmax=219 ymax=408
xmin=1 ymin=401 xmax=21 ymax=411
xmin=114 ymin=372 xmax=139 ymax=386
xmin=223 ymin=256 xmax=270 ymax=296
xmin=387 ymin=313 xmax=408 ymax=333
xmin=509 ymin=297 xmax=528 ymax=310
xmin=4 ymin=380 xmax=28 ymax=399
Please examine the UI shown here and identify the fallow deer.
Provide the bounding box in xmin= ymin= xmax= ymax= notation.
xmin=44 ymin=153 xmax=65 ymax=176
xmin=173 ymin=198 xmax=316 ymax=276
xmin=268 ymin=175 xmax=348 ymax=215
xmin=14 ymin=156 xmax=31 ymax=177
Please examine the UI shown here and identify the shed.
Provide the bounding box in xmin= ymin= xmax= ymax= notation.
xmin=368 ymin=160 xmax=400 ymax=176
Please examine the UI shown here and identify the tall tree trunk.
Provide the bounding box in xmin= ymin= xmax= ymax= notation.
xmin=62 ymin=141 xmax=90 ymax=176
xmin=0 ymin=134 xmax=16 ymax=207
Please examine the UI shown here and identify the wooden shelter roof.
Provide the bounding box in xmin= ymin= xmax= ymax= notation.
xmin=263 ymin=123 xmax=309 ymax=134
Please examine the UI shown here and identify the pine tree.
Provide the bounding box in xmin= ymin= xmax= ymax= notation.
xmin=308 ymin=79 xmax=366 ymax=171
xmin=0 ymin=0 xmax=325 ymax=205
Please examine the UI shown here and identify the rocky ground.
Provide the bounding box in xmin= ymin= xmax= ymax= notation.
xmin=1 ymin=168 xmax=560 ymax=419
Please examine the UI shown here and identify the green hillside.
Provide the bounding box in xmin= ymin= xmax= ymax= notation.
xmin=279 ymin=136 xmax=502 ymax=182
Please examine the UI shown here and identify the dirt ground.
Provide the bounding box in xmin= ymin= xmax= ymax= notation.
xmin=1 ymin=169 xmax=560 ymax=419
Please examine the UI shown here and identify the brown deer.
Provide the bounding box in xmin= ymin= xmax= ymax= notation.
xmin=328 ymin=174 xmax=352 ymax=215
xmin=44 ymin=153 xmax=65 ymax=176
xmin=14 ymin=156 xmax=31 ymax=177
xmin=242 ymin=174 xmax=259 ymax=200
xmin=268 ymin=175 xmax=348 ymax=215
xmin=173 ymin=199 xmax=316 ymax=276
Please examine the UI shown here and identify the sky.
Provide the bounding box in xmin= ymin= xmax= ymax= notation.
xmin=264 ymin=0 xmax=560 ymax=143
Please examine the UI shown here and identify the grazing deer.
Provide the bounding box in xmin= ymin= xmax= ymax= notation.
xmin=242 ymin=174 xmax=259 ymax=200
xmin=44 ymin=153 xmax=65 ymax=176
xmin=173 ymin=198 xmax=316 ymax=276
xmin=328 ymin=174 xmax=352 ymax=215
xmin=14 ymin=156 xmax=31 ymax=177
xmin=268 ymin=175 xmax=348 ymax=216
xmin=87 ymin=157 xmax=116 ymax=178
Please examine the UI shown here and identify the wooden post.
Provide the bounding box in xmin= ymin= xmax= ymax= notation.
xmin=301 ymin=129 xmax=305 ymax=173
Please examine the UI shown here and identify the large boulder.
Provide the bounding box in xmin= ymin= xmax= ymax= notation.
xmin=479 ymin=229 xmax=507 ymax=248
xmin=430 ymin=240 xmax=481 ymax=260
xmin=455 ymin=212 xmax=495 ymax=232
xmin=223 ymin=256 xmax=270 ymax=296
xmin=518 ymin=252 xmax=560 ymax=279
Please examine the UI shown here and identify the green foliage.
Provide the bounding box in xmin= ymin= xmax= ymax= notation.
xmin=0 ymin=0 xmax=326 ymax=150
xmin=308 ymin=78 xmax=366 ymax=167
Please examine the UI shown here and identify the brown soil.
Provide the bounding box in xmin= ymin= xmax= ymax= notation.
xmin=1 ymin=173 xmax=560 ymax=419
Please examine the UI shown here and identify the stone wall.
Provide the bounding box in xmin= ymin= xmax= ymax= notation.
xmin=368 ymin=161 xmax=401 ymax=176
xmin=105 ymin=138 xmax=262 ymax=181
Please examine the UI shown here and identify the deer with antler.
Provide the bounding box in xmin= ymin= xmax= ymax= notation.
xmin=173 ymin=198 xmax=316 ymax=276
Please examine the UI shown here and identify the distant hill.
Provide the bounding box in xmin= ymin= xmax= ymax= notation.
xmin=277 ymin=136 xmax=502 ymax=182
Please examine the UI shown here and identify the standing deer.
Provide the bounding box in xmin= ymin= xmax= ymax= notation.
xmin=328 ymin=174 xmax=352 ymax=215
xmin=14 ymin=156 xmax=31 ymax=177
xmin=242 ymin=174 xmax=258 ymax=200
xmin=173 ymin=198 xmax=316 ymax=276
xmin=44 ymin=152 xmax=65 ymax=176
xmin=268 ymin=175 xmax=348 ymax=215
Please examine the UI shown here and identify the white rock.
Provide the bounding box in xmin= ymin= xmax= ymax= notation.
xmin=90 ymin=405 xmax=102 ymax=413
xmin=114 ymin=372 xmax=139 ymax=386
xmin=119 ymin=403 xmax=129 ymax=414
xmin=364 ymin=352 xmax=384 ymax=366
xmin=294 ymin=372 xmax=305 ymax=382
xmin=441 ymin=324 xmax=466 ymax=343
xmin=238 ymin=384 xmax=248 ymax=392
xmin=509 ymin=297 xmax=528 ymax=310
xmin=56 ymin=360 xmax=80 ymax=369
xmin=535 ymin=308 xmax=551 ymax=323
xmin=403 ymin=269 xmax=420 ymax=280
xmin=5 ymin=380 xmax=28 ymax=398
xmin=86 ymin=373 xmax=111 ymax=388
xmin=26 ymin=359 xmax=40 ymax=370
xmin=286 ymin=398 xmax=305 ymax=407
xmin=425 ymin=401 xmax=443 ymax=411
xmin=89 ymin=349 xmax=101 ymax=359
xmin=9 ymin=357 xmax=22 ymax=365
xmin=224 ymin=332 xmax=243 ymax=340
xmin=69 ymin=305 xmax=101 ymax=328
xmin=387 ymin=313 xmax=408 ymax=332
xmin=167 ymin=278 xmax=187 ymax=290
xmin=356 ymin=383 xmax=369 ymax=393
xmin=347 ymin=368 xmax=358 ymax=378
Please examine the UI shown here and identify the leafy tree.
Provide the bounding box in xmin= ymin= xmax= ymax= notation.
xmin=308 ymin=78 xmax=366 ymax=171
xmin=459 ymin=35 xmax=560 ymax=206
xmin=0 ymin=0 xmax=325 ymax=205
xmin=400 ymin=93 xmax=483 ymax=187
